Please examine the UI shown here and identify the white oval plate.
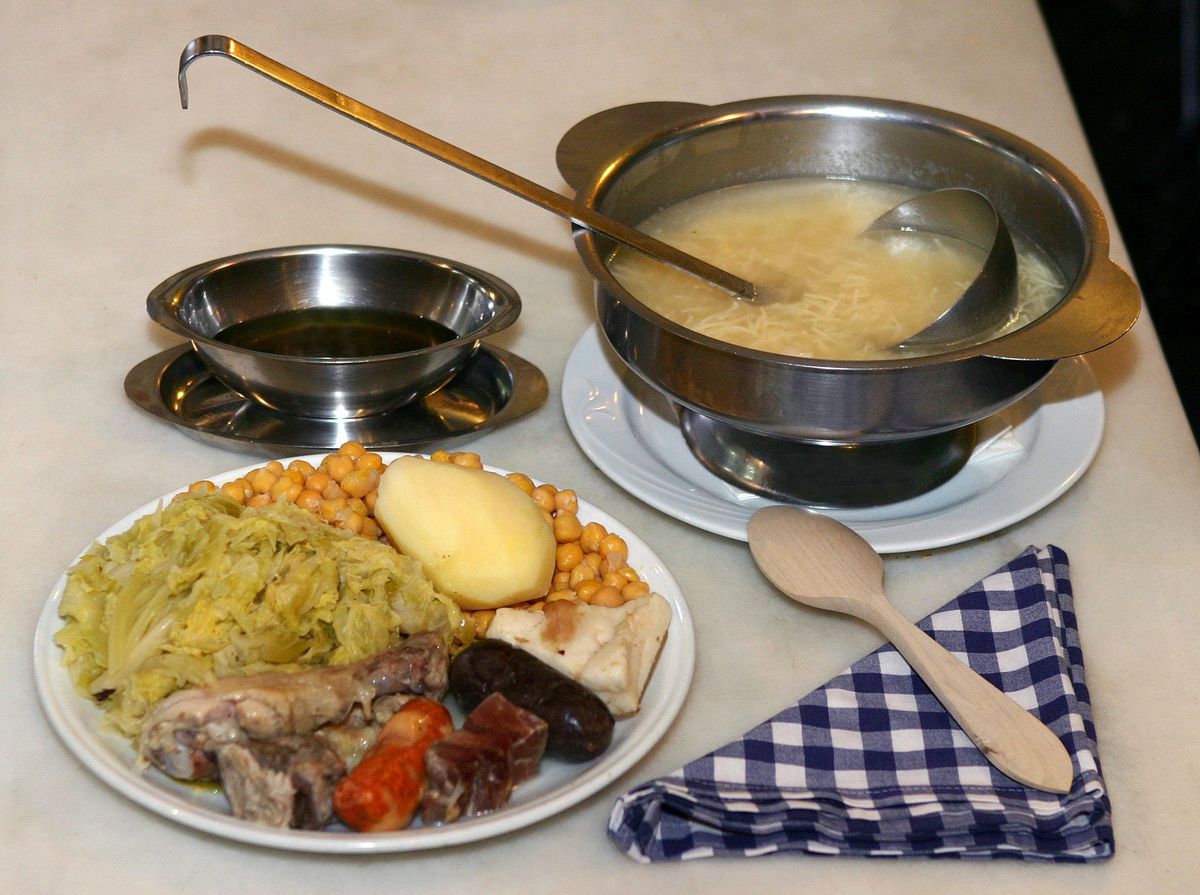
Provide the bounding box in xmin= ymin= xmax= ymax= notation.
xmin=563 ymin=326 xmax=1104 ymax=553
xmin=33 ymin=453 xmax=694 ymax=853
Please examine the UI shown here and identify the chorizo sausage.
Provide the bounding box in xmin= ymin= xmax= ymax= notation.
xmin=332 ymin=697 xmax=453 ymax=832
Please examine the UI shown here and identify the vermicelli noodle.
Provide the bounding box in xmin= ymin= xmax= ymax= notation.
xmin=608 ymin=178 xmax=1065 ymax=360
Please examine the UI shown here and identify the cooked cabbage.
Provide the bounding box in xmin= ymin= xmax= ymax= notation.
xmin=55 ymin=491 xmax=471 ymax=737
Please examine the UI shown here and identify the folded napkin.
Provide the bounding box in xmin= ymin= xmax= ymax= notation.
xmin=610 ymin=545 xmax=1112 ymax=862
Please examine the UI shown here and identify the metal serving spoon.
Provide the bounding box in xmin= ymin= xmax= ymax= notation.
xmin=177 ymin=35 xmax=757 ymax=302
xmin=747 ymin=505 xmax=1074 ymax=793
xmin=864 ymin=187 xmax=1019 ymax=348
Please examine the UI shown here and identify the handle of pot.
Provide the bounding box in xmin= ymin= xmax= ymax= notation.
xmin=982 ymin=257 xmax=1141 ymax=360
xmin=555 ymin=101 xmax=709 ymax=194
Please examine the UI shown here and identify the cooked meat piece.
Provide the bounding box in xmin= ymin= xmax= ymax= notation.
xmin=140 ymin=634 xmax=447 ymax=780
xmin=215 ymin=735 xmax=346 ymax=829
xmin=313 ymin=694 xmax=413 ymax=769
xmin=463 ymin=692 xmax=547 ymax=785
xmin=421 ymin=730 xmax=513 ymax=825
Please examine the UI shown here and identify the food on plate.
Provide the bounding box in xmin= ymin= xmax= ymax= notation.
xmin=421 ymin=693 xmax=548 ymax=824
xmin=139 ymin=633 xmax=447 ymax=781
xmin=449 ymin=639 xmax=615 ymax=761
xmin=486 ymin=593 xmax=671 ymax=717
xmin=333 ymin=697 xmax=455 ymax=832
xmin=53 ymin=441 xmax=675 ymax=834
xmin=373 ymin=455 xmax=557 ymax=610
xmin=56 ymin=491 xmax=467 ymax=737
xmin=608 ymin=176 xmax=1066 ymax=359
xmin=187 ymin=440 xmax=390 ymax=540
xmin=462 ymin=692 xmax=548 ymax=785
xmin=216 ymin=733 xmax=347 ymax=830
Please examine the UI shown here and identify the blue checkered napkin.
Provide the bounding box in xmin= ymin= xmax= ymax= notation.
xmin=610 ymin=545 xmax=1112 ymax=862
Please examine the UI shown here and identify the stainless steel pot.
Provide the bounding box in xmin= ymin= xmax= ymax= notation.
xmin=556 ymin=96 xmax=1140 ymax=443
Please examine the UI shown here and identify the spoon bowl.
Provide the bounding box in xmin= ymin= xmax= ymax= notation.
xmin=747 ymin=505 xmax=1074 ymax=793
xmin=864 ymin=187 xmax=1019 ymax=349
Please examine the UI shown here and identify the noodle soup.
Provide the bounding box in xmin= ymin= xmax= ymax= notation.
xmin=608 ymin=178 xmax=1065 ymax=360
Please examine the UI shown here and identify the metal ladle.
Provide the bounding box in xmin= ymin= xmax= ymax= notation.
xmin=177 ymin=35 xmax=757 ymax=301
xmin=864 ymin=187 xmax=1019 ymax=348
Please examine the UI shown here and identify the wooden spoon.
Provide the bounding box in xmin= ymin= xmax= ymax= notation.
xmin=747 ymin=505 xmax=1074 ymax=794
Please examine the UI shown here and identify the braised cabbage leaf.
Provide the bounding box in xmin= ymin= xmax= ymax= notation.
xmin=55 ymin=491 xmax=470 ymax=737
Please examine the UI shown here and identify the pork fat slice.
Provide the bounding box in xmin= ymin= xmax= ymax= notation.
xmin=139 ymin=633 xmax=447 ymax=780
xmin=485 ymin=593 xmax=671 ymax=716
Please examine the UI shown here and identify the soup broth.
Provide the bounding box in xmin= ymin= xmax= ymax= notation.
xmin=215 ymin=306 xmax=459 ymax=359
xmin=607 ymin=177 xmax=1065 ymax=360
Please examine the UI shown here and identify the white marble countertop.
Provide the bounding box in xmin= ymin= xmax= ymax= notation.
xmin=4 ymin=1 xmax=1198 ymax=892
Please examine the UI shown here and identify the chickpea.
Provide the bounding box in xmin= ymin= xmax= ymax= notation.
xmin=583 ymin=552 xmax=603 ymax=572
xmin=531 ymin=484 xmax=557 ymax=512
xmin=575 ymin=579 xmax=602 ymax=603
xmin=556 ymin=542 xmax=584 ymax=572
xmin=545 ymin=590 xmax=575 ymax=603
xmin=579 ymin=522 xmax=607 ymax=554
xmin=188 ymin=480 xmax=216 ymax=494
xmin=364 ymin=491 xmax=378 ymax=513
xmin=270 ymin=477 xmax=302 ymax=503
xmin=288 ymin=459 xmax=316 ymax=478
xmin=361 ymin=517 xmax=382 ymax=540
xmin=553 ymin=489 xmax=578 ymax=514
xmin=430 ymin=450 xmax=452 ymax=463
xmin=295 ymin=488 xmax=322 ymax=513
xmin=319 ymin=497 xmax=347 ymax=522
xmin=338 ymin=440 xmax=366 ymax=458
xmin=348 ymin=497 xmax=368 ymax=516
xmin=450 ymin=451 xmax=482 ymax=469
xmin=591 ymin=586 xmax=624 ymax=608
xmin=355 ymin=452 xmax=384 ymax=471
xmin=265 ymin=460 xmax=285 ymax=475
xmin=599 ymin=533 xmax=628 ymax=559
xmin=472 ymin=609 xmax=495 ymax=637
xmin=325 ymin=454 xmax=355 ymax=483
xmin=337 ymin=512 xmax=365 ymax=535
xmin=341 ymin=467 xmax=379 ymax=499
xmin=552 ymin=570 xmax=571 ymax=592
xmin=247 ymin=467 xmax=278 ymax=495
xmin=568 ymin=563 xmax=597 ymax=589
xmin=619 ymin=565 xmax=641 ymax=583
xmin=601 ymin=571 xmax=626 ymax=590
xmin=506 ymin=472 xmax=535 ymax=494
xmin=553 ymin=511 xmax=583 ymax=544
xmin=622 ymin=581 xmax=651 ymax=600
xmin=321 ymin=480 xmax=346 ymax=501
xmin=220 ymin=481 xmax=247 ymax=504
xmin=305 ymin=471 xmax=332 ymax=494
xmin=246 ymin=493 xmax=272 ymax=509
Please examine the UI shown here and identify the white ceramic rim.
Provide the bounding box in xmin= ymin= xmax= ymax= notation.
xmin=562 ymin=325 xmax=1104 ymax=552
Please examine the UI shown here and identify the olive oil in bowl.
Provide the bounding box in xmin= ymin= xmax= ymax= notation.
xmin=215 ymin=307 xmax=460 ymax=359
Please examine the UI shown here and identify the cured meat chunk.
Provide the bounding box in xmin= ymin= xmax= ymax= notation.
xmin=463 ymin=692 xmax=547 ymax=785
xmin=215 ymin=735 xmax=346 ymax=829
xmin=421 ymin=730 xmax=512 ymax=825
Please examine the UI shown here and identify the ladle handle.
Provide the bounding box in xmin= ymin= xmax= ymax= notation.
xmin=177 ymin=35 xmax=756 ymax=301
xmin=866 ymin=599 xmax=1075 ymax=793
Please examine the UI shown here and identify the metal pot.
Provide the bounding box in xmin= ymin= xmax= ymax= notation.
xmin=556 ymin=96 xmax=1140 ymax=444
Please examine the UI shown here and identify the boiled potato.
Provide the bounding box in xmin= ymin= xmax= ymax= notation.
xmin=375 ymin=455 xmax=556 ymax=609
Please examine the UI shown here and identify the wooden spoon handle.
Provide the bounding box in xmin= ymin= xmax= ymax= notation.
xmin=871 ymin=602 xmax=1074 ymax=793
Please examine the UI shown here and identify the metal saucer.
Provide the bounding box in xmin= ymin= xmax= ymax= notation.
xmin=679 ymin=409 xmax=978 ymax=508
xmin=125 ymin=342 xmax=547 ymax=456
